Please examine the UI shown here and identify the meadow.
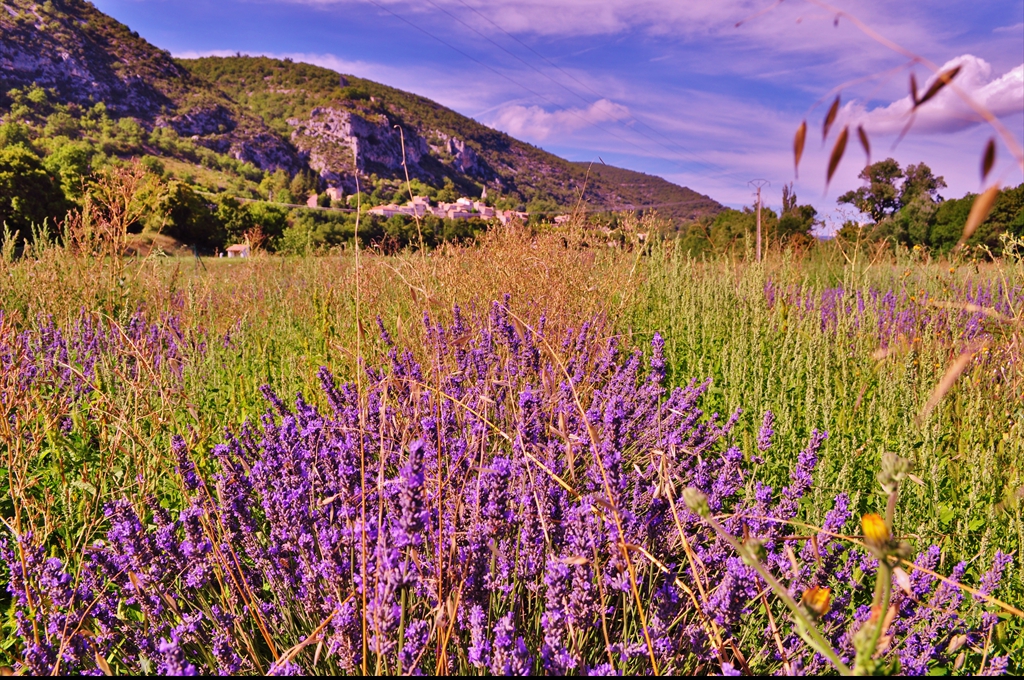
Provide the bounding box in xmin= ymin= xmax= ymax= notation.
xmin=1 ymin=221 xmax=1021 ymax=675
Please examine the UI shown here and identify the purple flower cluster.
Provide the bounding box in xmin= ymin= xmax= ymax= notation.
xmin=0 ymin=308 xmax=200 ymax=402
xmin=2 ymin=302 xmax=1012 ymax=675
xmin=764 ymin=280 xmax=1021 ymax=348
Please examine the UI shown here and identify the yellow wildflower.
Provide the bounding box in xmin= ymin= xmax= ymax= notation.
xmin=801 ymin=586 xmax=832 ymax=617
xmin=862 ymin=513 xmax=890 ymax=548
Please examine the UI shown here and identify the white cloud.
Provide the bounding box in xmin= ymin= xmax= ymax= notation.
xmin=844 ymin=55 xmax=1023 ymax=135
xmin=486 ymin=98 xmax=631 ymax=140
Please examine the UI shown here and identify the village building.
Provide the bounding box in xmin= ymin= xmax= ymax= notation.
xmin=367 ymin=204 xmax=403 ymax=218
xmin=496 ymin=210 xmax=529 ymax=225
xmin=366 ymin=194 xmax=528 ymax=224
xmin=226 ymin=243 xmax=251 ymax=258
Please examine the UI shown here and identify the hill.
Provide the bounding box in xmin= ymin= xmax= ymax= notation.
xmin=0 ymin=0 xmax=300 ymax=172
xmin=569 ymin=162 xmax=723 ymax=222
xmin=180 ymin=56 xmax=724 ymax=221
xmin=1 ymin=0 xmax=723 ymax=226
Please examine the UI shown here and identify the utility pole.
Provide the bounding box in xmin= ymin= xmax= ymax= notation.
xmin=748 ymin=179 xmax=770 ymax=262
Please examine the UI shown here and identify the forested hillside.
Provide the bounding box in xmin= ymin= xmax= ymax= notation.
xmin=0 ymin=0 xmax=724 ymax=253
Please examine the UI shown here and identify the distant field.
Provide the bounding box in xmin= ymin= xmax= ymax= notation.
xmin=2 ymin=230 xmax=1021 ymax=674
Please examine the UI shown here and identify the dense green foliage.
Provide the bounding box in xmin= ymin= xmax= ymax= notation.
xmin=0 ymin=85 xmax=494 ymax=253
xmin=837 ymin=158 xmax=1024 ymax=254
xmin=670 ymin=183 xmax=820 ymax=255
xmin=0 ymin=142 xmax=68 ymax=237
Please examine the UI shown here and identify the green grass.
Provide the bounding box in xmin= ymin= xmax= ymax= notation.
xmin=629 ymin=253 xmax=1022 ymax=575
xmin=2 ymin=232 xmax=1022 ymax=669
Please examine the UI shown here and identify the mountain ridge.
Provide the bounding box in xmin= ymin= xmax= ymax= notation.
xmin=1 ymin=0 xmax=723 ymax=223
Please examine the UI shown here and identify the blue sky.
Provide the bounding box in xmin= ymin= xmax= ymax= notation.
xmin=94 ymin=0 xmax=1023 ymax=223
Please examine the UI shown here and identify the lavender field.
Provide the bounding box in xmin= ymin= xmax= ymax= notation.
xmin=1 ymin=227 xmax=1021 ymax=675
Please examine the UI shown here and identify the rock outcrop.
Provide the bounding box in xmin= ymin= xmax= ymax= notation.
xmin=289 ymin=107 xmax=433 ymax=188
xmin=1 ymin=0 xmax=302 ymax=174
xmin=0 ymin=3 xmax=178 ymax=118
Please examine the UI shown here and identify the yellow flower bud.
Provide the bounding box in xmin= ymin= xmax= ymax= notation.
xmin=862 ymin=513 xmax=890 ymax=548
xmin=801 ymin=586 xmax=832 ymax=617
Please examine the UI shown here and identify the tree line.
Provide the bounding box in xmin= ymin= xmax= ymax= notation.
xmin=835 ymin=158 xmax=1023 ymax=255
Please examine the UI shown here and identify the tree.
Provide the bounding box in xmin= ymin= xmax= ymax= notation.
xmin=289 ymin=169 xmax=318 ymax=201
xmin=0 ymin=144 xmax=69 ymax=239
xmin=43 ymin=139 xmax=94 ymax=200
xmin=838 ymin=158 xmax=903 ymax=222
xmin=246 ymin=202 xmax=289 ymax=240
xmin=928 ymin=182 xmax=1024 ymax=254
xmin=926 ymin=194 xmax=974 ymax=253
xmin=213 ymin=195 xmax=255 ymax=243
xmin=156 ymin=180 xmax=223 ymax=246
xmin=703 ymin=206 xmax=779 ymax=253
xmin=900 ymin=162 xmax=946 ymax=205
xmin=989 ymin=183 xmax=1024 ymax=239
xmin=777 ymin=183 xmax=818 ymax=244
xmin=437 ymin=177 xmax=458 ymax=203
xmin=0 ymin=121 xmax=33 ymax=148
xmin=259 ymin=169 xmax=293 ymax=204
xmin=782 ymin=182 xmax=798 ymax=214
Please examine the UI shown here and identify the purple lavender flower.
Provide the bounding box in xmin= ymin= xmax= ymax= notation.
xmin=983 ymin=656 xmax=1009 ymax=676
xmin=1 ymin=298 xmax=1010 ymax=677
xmin=157 ymin=634 xmax=197 ymax=676
xmin=171 ymin=435 xmax=201 ymax=491
xmin=467 ymin=605 xmax=491 ymax=669
xmin=757 ymin=410 xmax=775 ymax=453
xmin=490 ymin=612 xmax=532 ymax=676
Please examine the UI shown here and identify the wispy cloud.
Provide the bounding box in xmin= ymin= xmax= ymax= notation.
xmin=288 ymin=0 xmax=935 ymax=47
xmin=993 ymin=22 xmax=1024 ymax=34
xmin=486 ymin=99 xmax=631 ymax=139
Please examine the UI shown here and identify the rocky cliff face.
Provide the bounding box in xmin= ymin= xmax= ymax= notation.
xmin=435 ymin=133 xmax=487 ymax=178
xmin=0 ymin=1 xmax=178 ymax=118
xmin=287 ymin=106 xmax=493 ymax=191
xmin=0 ymin=0 xmax=302 ymax=174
